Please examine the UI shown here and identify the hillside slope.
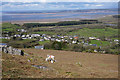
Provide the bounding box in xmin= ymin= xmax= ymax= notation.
xmin=2 ymin=49 xmax=118 ymax=78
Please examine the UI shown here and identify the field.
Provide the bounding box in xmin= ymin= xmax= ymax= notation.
xmin=89 ymin=40 xmax=110 ymax=46
xmin=68 ymin=28 xmax=118 ymax=37
xmin=2 ymin=23 xmax=20 ymax=32
xmin=2 ymin=49 xmax=118 ymax=78
xmin=39 ymin=40 xmax=50 ymax=45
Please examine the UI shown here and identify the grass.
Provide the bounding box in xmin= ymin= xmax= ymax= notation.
xmin=0 ymin=39 xmax=10 ymax=43
xmin=2 ymin=48 xmax=118 ymax=78
xmin=7 ymin=39 xmax=38 ymax=48
xmin=12 ymin=39 xmax=35 ymax=44
xmin=32 ymin=31 xmax=56 ymax=35
xmin=38 ymin=40 xmax=50 ymax=45
xmin=2 ymin=23 xmax=21 ymax=32
xmin=68 ymin=28 xmax=118 ymax=38
xmin=89 ymin=40 xmax=110 ymax=46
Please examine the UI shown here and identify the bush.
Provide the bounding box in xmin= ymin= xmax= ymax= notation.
xmin=71 ymin=44 xmax=85 ymax=52
xmin=52 ymin=41 xmax=62 ymax=50
xmin=44 ymin=42 xmax=52 ymax=49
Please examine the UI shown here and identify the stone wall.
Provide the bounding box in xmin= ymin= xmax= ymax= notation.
xmin=0 ymin=46 xmax=24 ymax=56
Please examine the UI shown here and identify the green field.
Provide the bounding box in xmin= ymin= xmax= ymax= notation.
xmin=39 ymin=40 xmax=50 ymax=45
xmin=89 ymin=40 xmax=110 ymax=46
xmin=68 ymin=28 xmax=118 ymax=38
xmin=32 ymin=31 xmax=56 ymax=35
xmin=2 ymin=23 xmax=20 ymax=32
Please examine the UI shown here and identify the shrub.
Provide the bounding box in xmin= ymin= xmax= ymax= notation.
xmin=71 ymin=44 xmax=85 ymax=52
xmin=52 ymin=41 xmax=62 ymax=50
xmin=44 ymin=42 xmax=52 ymax=49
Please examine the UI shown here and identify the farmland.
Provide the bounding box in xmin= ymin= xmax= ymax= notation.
xmin=2 ymin=49 xmax=118 ymax=78
xmin=68 ymin=28 xmax=118 ymax=37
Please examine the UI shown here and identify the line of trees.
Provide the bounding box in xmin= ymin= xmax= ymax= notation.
xmin=23 ymin=20 xmax=101 ymax=28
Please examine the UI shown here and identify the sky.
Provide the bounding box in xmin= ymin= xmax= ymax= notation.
xmin=1 ymin=0 xmax=119 ymax=11
xmin=1 ymin=0 xmax=120 ymax=2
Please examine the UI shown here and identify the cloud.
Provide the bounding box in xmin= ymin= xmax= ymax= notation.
xmin=84 ymin=4 xmax=90 ymax=6
xmin=1 ymin=1 xmax=118 ymax=11
xmin=2 ymin=0 xmax=119 ymax=2
xmin=95 ymin=4 xmax=103 ymax=6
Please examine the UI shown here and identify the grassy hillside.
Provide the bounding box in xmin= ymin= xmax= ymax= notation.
xmin=2 ymin=49 xmax=118 ymax=78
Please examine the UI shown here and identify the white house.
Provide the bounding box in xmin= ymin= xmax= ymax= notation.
xmin=114 ymin=39 xmax=119 ymax=42
xmin=22 ymin=35 xmax=26 ymax=38
xmin=56 ymin=39 xmax=61 ymax=42
xmin=89 ymin=37 xmax=96 ymax=40
xmin=72 ymin=41 xmax=77 ymax=44
xmin=35 ymin=45 xmax=44 ymax=50
xmin=31 ymin=34 xmax=40 ymax=37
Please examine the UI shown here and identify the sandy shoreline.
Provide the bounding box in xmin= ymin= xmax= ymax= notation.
xmin=2 ymin=18 xmax=83 ymax=25
xmin=2 ymin=15 xmax=113 ymax=25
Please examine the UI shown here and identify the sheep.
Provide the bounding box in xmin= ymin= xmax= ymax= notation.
xmin=45 ymin=55 xmax=56 ymax=63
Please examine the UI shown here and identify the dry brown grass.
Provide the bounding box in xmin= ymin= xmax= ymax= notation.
xmin=2 ymin=49 xmax=118 ymax=78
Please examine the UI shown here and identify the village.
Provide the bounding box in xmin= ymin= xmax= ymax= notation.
xmin=1 ymin=28 xmax=119 ymax=54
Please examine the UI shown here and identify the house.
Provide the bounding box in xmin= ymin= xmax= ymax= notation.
xmin=28 ymin=37 xmax=32 ymax=39
xmin=26 ymin=34 xmax=30 ymax=37
xmin=94 ymin=50 xmax=98 ymax=53
xmin=47 ymin=36 xmax=51 ymax=39
xmin=21 ymin=29 xmax=27 ymax=32
xmin=64 ymin=36 xmax=68 ymax=38
xmin=44 ymin=37 xmax=49 ymax=40
xmin=56 ymin=39 xmax=61 ymax=42
xmin=84 ymin=43 xmax=89 ymax=46
xmin=4 ymin=37 xmax=10 ymax=39
xmin=39 ymin=39 xmax=44 ymax=42
xmin=96 ymin=39 xmax=101 ymax=41
xmin=74 ymin=37 xmax=78 ymax=39
xmin=14 ymin=34 xmax=21 ymax=37
xmin=22 ymin=35 xmax=26 ymax=38
xmin=65 ymin=40 xmax=68 ymax=42
xmin=60 ymin=36 xmax=64 ymax=39
xmin=42 ymin=34 xmax=46 ymax=37
xmin=35 ymin=45 xmax=44 ymax=50
xmin=82 ymin=41 xmax=85 ymax=43
xmin=92 ymin=44 xmax=97 ymax=46
xmin=17 ymin=29 xmax=27 ymax=32
xmin=70 ymin=37 xmax=73 ymax=40
xmin=89 ymin=37 xmax=96 ymax=40
xmin=72 ymin=41 xmax=77 ymax=44
xmin=22 ymin=37 xmax=27 ymax=39
xmin=89 ymin=44 xmax=92 ymax=45
xmin=31 ymin=34 xmax=40 ymax=37
xmin=114 ymin=39 xmax=119 ymax=42
xmin=50 ymin=38 xmax=56 ymax=41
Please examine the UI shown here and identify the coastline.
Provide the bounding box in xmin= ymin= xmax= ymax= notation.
xmin=2 ymin=18 xmax=82 ymax=25
xmin=2 ymin=15 xmax=114 ymax=25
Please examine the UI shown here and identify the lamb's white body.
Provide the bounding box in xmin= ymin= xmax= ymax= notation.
xmin=46 ymin=55 xmax=55 ymax=63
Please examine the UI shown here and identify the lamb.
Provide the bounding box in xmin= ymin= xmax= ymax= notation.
xmin=46 ymin=55 xmax=56 ymax=63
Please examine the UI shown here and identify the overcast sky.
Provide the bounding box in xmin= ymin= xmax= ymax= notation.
xmin=2 ymin=0 xmax=120 ymax=2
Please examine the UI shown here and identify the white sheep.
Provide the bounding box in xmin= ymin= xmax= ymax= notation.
xmin=45 ymin=55 xmax=55 ymax=63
